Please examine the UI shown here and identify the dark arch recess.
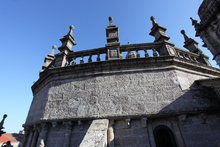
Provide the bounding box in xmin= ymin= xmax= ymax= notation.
xmin=153 ymin=125 xmax=178 ymax=147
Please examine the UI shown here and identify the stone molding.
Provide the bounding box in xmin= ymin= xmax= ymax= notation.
xmin=32 ymin=56 xmax=220 ymax=95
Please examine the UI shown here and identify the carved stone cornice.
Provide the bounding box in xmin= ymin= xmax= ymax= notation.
xmin=198 ymin=0 xmax=220 ymax=31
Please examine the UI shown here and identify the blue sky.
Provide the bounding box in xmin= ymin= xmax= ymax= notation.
xmin=0 ymin=0 xmax=214 ymax=133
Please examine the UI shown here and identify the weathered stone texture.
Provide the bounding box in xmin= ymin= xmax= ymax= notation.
xmin=178 ymin=114 xmax=220 ymax=147
xmin=79 ymin=119 xmax=109 ymax=147
xmin=25 ymin=68 xmax=219 ymax=125
xmin=45 ymin=122 xmax=89 ymax=147
xmin=114 ymin=120 xmax=150 ymax=147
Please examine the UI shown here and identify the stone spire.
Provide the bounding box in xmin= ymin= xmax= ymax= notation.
xmin=180 ymin=30 xmax=202 ymax=54
xmin=190 ymin=17 xmax=201 ymax=36
xmin=105 ymin=16 xmax=121 ymax=60
xmin=149 ymin=16 xmax=177 ymax=56
xmin=149 ymin=16 xmax=170 ymax=42
xmin=58 ymin=25 xmax=76 ymax=53
xmin=53 ymin=25 xmax=76 ymax=67
xmin=41 ymin=45 xmax=56 ymax=72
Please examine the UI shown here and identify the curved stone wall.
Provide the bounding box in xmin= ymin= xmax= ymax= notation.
xmin=25 ymin=57 xmax=220 ymax=125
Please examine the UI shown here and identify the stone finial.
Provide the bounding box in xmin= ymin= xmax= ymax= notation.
xmin=109 ymin=16 xmax=113 ymax=26
xmin=150 ymin=16 xmax=156 ymax=26
xmin=180 ymin=30 xmax=189 ymax=41
xmin=68 ymin=25 xmax=74 ymax=36
xmin=180 ymin=30 xmax=202 ymax=54
xmin=58 ymin=25 xmax=76 ymax=53
xmin=190 ymin=17 xmax=199 ymax=26
xmin=49 ymin=45 xmax=56 ymax=57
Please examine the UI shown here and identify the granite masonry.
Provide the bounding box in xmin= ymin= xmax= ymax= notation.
xmin=192 ymin=0 xmax=220 ymax=66
xmin=22 ymin=4 xmax=220 ymax=147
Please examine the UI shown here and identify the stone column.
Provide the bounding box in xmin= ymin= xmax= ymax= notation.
xmin=63 ymin=121 xmax=73 ymax=147
xmin=20 ymin=127 xmax=29 ymax=147
xmin=147 ymin=119 xmax=156 ymax=147
xmin=30 ymin=126 xmax=39 ymax=147
xmin=107 ymin=120 xmax=114 ymax=147
xmin=36 ymin=123 xmax=50 ymax=147
xmin=25 ymin=127 xmax=34 ymax=147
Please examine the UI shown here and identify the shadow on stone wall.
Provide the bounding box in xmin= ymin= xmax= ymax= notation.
xmin=157 ymin=82 xmax=220 ymax=115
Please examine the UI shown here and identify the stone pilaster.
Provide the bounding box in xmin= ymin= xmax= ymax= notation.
xmin=107 ymin=120 xmax=114 ymax=147
xmin=30 ymin=126 xmax=39 ymax=147
xmin=105 ymin=16 xmax=121 ymax=60
xmin=63 ymin=121 xmax=73 ymax=147
xmin=36 ymin=123 xmax=50 ymax=147
xmin=20 ymin=126 xmax=30 ymax=147
xmin=25 ymin=127 xmax=34 ymax=147
xmin=160 ymin=41 xmax=177 ymax=56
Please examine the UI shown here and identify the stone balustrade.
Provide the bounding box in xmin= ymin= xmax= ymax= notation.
xmin=66 ymin=42 xmax=162 ymax=66
xmin=63 ymin=42 xmax=210 ymax=66
xmin=175 ymin=47 xmax=210 ymax=65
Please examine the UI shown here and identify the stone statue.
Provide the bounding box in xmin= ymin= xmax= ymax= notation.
xmin=0 ymin=114 xmax=7 ymax=136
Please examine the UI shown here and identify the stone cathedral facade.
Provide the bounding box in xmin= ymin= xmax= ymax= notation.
xmin=21 ymin=1 xmax=220 ymax=147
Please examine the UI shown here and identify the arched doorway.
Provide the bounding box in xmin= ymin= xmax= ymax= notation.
xmin=153 ymin=125 xmax=177 ymax=147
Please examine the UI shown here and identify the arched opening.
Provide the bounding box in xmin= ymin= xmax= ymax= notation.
xmin=153 ymin=125 xmax=177 ymax=147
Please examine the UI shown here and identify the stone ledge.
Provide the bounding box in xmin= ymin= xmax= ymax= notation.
xmin=33 ymin=56 xmax=220 ymax=94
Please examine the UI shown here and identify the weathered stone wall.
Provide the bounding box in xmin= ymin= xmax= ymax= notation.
xmin=46 ymin=121 xmax=89 ymax=147
xmin=114 ymin=119 xmax=150 ymax=147
xmin=25 ymin=67 xmax=219 ymax=125
xmin=113 ymin=113 xmax=220 ymax=147
xmin=178 ymin=113 xmax=220 ymax=147
xmin=197 ymin=0 xmax=220 ymax=65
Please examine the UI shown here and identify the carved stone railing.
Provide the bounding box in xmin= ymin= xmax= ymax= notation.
xmin=68 ymin=47 xmax=107 ymax=65
xmin=175 ymin=47 xmax=210 ymax=65
xmin=67 ymin=42 xmax=161 ymax=65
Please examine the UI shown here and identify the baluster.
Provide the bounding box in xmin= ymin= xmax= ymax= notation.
xmin=145 ymin=49 xmax=149 ymax=57
xmin=153 ymin=49 xmax=158 ymax=57
xmin=71 ymin=57 xmax=76 ymax=65
xmin=191 ymin=56 xmax=197 ymax=62
xmin=136 ymin=50 xmax=140 ymax=58
xmin=80 ymin=57 xmax=84 ymax=64
xmin=194 ymin=57 xmax=199 ymax=63
xmin=185 ymin=54 xmax=190 ymax=60
xmin=88 ymin=55 xmax=92 ymax=63
xmin=97 ymin=54 xmax=101 ymax=62
xmin=176 ymin=52 xmax=181 ymax=57
xmin=120 ymin=52 xmax=123 ymax=59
